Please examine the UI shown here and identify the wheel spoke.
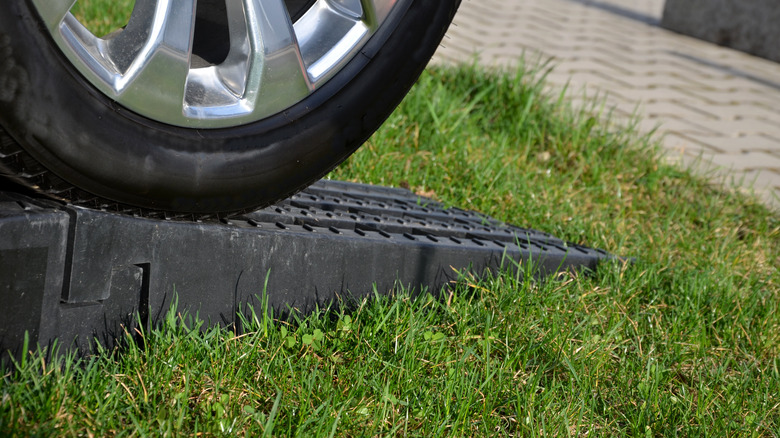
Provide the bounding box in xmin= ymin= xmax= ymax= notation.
xmin=111 ymin=0 xmax=197 ymax=121
xmin=217 ymin=0 xmax=255 ymax=98
xmin=30 ymin=0 xmax=76 ymax=32
xmin=296 ymin=0 xmax=373 ymax=84
xmin=360 ymin=0 xmax=393 ymax=29
xmin=182 ymin=0 xmax=252 ymax=118
xmin=328 ymin=0 xmax=363 ymax=19
xmin=184 ymin=0 xmax=312 ymax=122
xmin=246 ymin=0 xmax=312 ymax=116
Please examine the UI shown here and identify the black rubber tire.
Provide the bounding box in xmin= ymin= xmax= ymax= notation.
xmin=0 ymin=0 xmax=459 ymax=215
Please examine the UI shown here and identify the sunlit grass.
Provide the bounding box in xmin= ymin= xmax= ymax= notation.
xmin=2 ymin=62 xmax=778 ymax=436
xmin=70 ymin=0 xmax=135 ymax=37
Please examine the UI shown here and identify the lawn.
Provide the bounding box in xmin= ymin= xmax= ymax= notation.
xmin=2 ymin=4 xmax=779 ymax=437
xmin=70 ymin=0 xmax=135 ymax=37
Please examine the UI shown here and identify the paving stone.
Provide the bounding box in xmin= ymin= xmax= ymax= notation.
xmin=740 ymin=169 xmax=780 ymax=190
xmin=677 ymin=119 xmax=780 ymax=138
xmin=668 ymin=101 xmax=780 ymax=122
xmin=672 ymin=68 xmax=780 ymax=88
xmin=636 ymin=119 xmax=722 ymax=137
xmin=639 ymin=101 xmax=721 ymax=121
xmin=661 ymin=133 xmax=727 ymax=154
xmin=604 ymin=74 xmax=708 ymax=90
xmin=673 ymin=87 xmax=778 ymax=104
xmin=620 ymin=61 xmax=731 ymax=79
xmin=543 ymin=71 xmax=635 ymax=90
xmin=678 ymin=134 xmax=780 ymax=154
xmin=604 ymin=87 xmax=693 ymax=104
xmin=706 ymin=151 xmax=780 ymax=171
xmin=671 ymin=90 xmax=780 ymax=115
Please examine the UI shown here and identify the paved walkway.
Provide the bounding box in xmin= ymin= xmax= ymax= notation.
xmin=432 ymin=0 xmax=780 ymax=211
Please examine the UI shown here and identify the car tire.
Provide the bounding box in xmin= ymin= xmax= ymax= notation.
xmin=0 ymin=0 xmax=459 ymax=215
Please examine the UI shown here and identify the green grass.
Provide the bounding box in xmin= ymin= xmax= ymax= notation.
xmin=2 ymin=62 xmax=779 ymax=436
xmin=70 ymin=0 xmax=135 ymax=37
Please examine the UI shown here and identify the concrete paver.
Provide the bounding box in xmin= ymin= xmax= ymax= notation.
xmin=433 ymin=0 xmax=780 ymax=210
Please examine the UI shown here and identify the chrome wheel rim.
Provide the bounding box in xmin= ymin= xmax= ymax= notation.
xmin=32 ymin=0 xmax=397 ymax=128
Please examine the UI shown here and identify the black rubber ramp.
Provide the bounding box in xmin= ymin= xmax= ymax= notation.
xmin=0 ymin=180 xmax=616 ymax=356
